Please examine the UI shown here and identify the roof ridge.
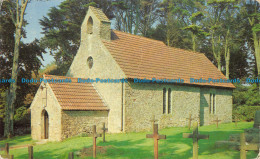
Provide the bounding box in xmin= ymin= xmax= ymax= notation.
xmin=44 ymin=74 xmax=88 ymax=80
xmin=112 ymin=30 xmax=166 ymax=45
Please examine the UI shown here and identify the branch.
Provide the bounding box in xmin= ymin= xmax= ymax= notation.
xmin=18 ymin=0 xmax=29 ymax=28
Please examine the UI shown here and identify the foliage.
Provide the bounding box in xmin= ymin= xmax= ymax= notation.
xmin=0 ymin=1 xmax=45 ymax=136
xmin=233 ymin=84 xmax=260 ymax=108
xmin=40 ymin=0 xmax=114 ymax=75
xmin=0 ymin=122 xmax=256 ymax=159
xmin=233 ymin=106 xmax=260 ymax=122
xmin=14 ymin=106 xmax=30 ymax=125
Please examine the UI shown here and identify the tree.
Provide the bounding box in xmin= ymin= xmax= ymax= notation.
xmin=40 ymin=0 xmax=114 ymax=75
xmin=3 ymin=0 xmax=29 ymax=137
xmin=243 ymin=0 xmax=260 ymax=90
xmin=153 ymin=0 xmax=206 ymax=51
xmin=1 ymin=1 xmax=44 ymax=137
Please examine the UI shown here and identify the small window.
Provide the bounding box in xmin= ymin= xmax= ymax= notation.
xmin=87 ymin=56 xmax=93 ymax=69
xmin=87 ymin=16 xmax=93 ymax=34
xmin=168 ymin=88 xmax=171 ymax=114
xmin=163 ymin=88 xmax=166 ymax=114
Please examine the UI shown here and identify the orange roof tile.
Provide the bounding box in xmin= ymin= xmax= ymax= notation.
xmin=44 ymin=75 xmax=109 ymax=111
xmin=102 ymin=30 xmax=235 ymax=89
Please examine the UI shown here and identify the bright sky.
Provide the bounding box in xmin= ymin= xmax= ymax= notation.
xmin=23 ymin=0 xmax=63 ymax=67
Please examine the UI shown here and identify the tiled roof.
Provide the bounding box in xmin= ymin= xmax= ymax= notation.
xmin=44 ymin=75 xmax=109 ymax=111
xmin=89 ymin=6 xmax=110 ymax=22
xmin=102 ymin=30 xmax=235 ymax=89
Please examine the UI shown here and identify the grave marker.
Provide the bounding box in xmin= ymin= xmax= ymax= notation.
xmin=101 ymin=123 xmax=108 ymax=142
xmin=69 ymin=152 xmax=74 ymax=159
xmin=233 ymin=116 xmax=239 ymax=127
xmin=28 ymin=145 xmax=33 ymax=159
xmin=5 ymin=143 xmax=9 ymax=155
xmin=146 ymin=124 xmax=166 ymax=159
xmin=186 ymin=114 xmax=194 ymax=130
xmin=183 ymin=122 xmax=209 ymax=159
xmin=91 ymin=125 xmax=102 ymax=158
xmin=239 ymin=133 xmax=258 ymax=159
xmin=213 ymin=117 xmax=221 ymax=128
xmin=150 ymin=115 xmax=158 ymax=130
xmin=253 ymin=111 xmax=260 ymax=128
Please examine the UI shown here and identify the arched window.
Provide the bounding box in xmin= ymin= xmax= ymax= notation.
xmin=87 ymin=16 xmax=93 ymax=34
xmin=168 ymin=88 xmax=171 ymax=114
xmin=163 ymin=88 xmax=166 ymax=114
xmin=87 ymin=56 xmax=93 ymax=69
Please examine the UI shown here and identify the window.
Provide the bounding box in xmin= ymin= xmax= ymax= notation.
xmin=87 ymin=56 xmax=93 ymax=69
xmin=163 ymin=88 xmax=166 ymax=114
xmin=168 ymin=88 xmax=171 ymax=114
xmin=87 ymin=16 xmax=93 ymax=34
xmin=209 ymin=93 xmax=216 ymax=114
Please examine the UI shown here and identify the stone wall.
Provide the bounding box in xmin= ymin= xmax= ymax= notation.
xmin=124 ymin=81 xmax=233 ymax=132
xmin=124 ymin=82 xmax=201 ymax=132
xmin=66 ymin=8 xmax=126 ymax=133
xmin=61 ymin=111 xmax=108 ymax=140
xmin=200 ymin=88 xmax=233 ymax=125
xmin=30 ymin=82 xmax=62 ymax=141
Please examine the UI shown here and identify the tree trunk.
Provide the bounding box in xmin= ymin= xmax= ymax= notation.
xmin=253 ymin=32 xmax=260 ymax=94
xmin=4 ymin=27 xmax=22 ymax=137
xmin=226 ymin=48 xmax=230 ymax=79
xmin=192 ymin=33 xmax=196 ymax=52
xmin=4 ymin=0 xmax=28 ymax=137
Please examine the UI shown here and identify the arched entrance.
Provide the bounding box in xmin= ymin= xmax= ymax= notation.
xmin=42 ymin=110 xmax=49 ymax=139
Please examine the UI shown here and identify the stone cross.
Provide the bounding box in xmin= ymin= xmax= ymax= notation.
xmin=183 ymin=122 xmax=209 ymax=159
xmin=92 ymin=125 xmax=102 ymax=158
xmin=239 ymin=133 xmax=258 ymax=159
xmin=150 ymin=115 xmax=158 ymax=130
xmin=186 ymin=114 xmax=194 ymax=130
xmin=213 ymin=117 xmax=221 ymax=128
xmin=146 ymin=124 xmax=166 ymax=159
xmin=101 ymin=122 xmax=108 ymax=142
xmin=253 ymin=111 xmax=260 ymax=128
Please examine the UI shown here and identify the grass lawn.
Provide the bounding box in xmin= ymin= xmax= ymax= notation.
xmin=0 ymin=122 xmax=258 ymax=159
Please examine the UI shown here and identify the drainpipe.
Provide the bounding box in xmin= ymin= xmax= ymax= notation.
xmin=121 ymin=82 xmax=124 ymax=131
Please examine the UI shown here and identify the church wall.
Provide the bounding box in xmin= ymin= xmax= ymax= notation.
xmin=61 ymin=111 xmax=108 ymax=140
xmin=200 ymin=88 xmax=233 ymax=126
xmin=30 ymin=82 xmax=62 ymax=141
xmin=66 ymin=9 xmax=126 ymax=133
xmin=124 ymin=82 xmax=201 ymax=132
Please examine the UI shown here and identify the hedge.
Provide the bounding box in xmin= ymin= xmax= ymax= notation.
xmin=233 ymin=106 xmax=260 ymax=121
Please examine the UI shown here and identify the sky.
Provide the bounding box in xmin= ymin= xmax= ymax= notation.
xmin=23 ymin=0 xmax=63 ymax=67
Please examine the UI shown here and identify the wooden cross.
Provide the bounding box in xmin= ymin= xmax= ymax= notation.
xmin=28 ymin=145 xmax=33 ymax=159
xmin=186 ymin=114 xmax=194 ymax=130
xmin=92 ymin=125 xmax=102 ymax=158
xmin=150 ymin=115 xmax=158 ymax=130
xmin=101 ymin=122 xmax=108 ymax=142
xmin=239 ymin=133 xmax=258 ymax=159
xmin=5 ymin=143 xmax=9 ymax=155
xmin=146 ymin=124 xmax=166 ymax=159
xmin=213 ymin=117 xmax=221 ymax=128
xmin=183 ymin=122 xmax=209 ymax=159
xmin=232 ymin=116 xmax=239 ymax=127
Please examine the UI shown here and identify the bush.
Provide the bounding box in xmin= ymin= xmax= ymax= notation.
xmin=233 ymin=106 xmax=260 ymax=121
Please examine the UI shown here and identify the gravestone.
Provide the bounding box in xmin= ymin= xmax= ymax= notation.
xmin=253 ymin=111 xmax=260 ymax=128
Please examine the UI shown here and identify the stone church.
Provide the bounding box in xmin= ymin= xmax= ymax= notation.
xmin=30 ymin=7 xmax=235 ymax=141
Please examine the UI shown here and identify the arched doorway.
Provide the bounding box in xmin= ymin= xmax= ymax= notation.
xmin=42 ymin=110 xmax=49 ymax=139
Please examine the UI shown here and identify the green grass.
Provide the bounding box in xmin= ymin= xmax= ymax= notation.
xmin=0 ymin=122 xmax=258 ymax=159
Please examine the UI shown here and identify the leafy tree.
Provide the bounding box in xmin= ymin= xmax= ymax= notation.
xmin=40 ymin=0 xmax=114 ymax=75
xmin=0 ymin=1 xmax=44 ymax=137
xmin=153 ymin=0 xmax=205 ymax=51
